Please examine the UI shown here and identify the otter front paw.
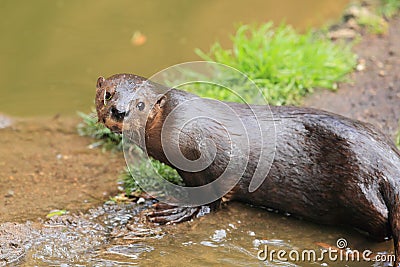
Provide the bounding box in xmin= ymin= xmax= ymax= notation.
xmin=146 ymin=203 xmax=210 ymax=224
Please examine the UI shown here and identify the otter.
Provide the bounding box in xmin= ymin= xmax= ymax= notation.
xmin=95 ymin=73 xmax=400 ymax=266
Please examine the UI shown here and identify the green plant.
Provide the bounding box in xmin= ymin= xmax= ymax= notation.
xmin=350 ymin=0 xmax=399 ymax=34
xmin=46 ymin=209 xmax=68 ymax=218
xmin=195 ymin=23 xmax=357 ymax=106
xmin=77 ymin=111 xmax=122 ymax=152
xmin=356 ymin=9 xmax=388 ymax=34
xmin=396 ymin=124 xmax=400 ymax=149
xmin=120 ymin=161 xmax=183 ymax=196
xmin=380 ymin=0 xmax=400 ymax=18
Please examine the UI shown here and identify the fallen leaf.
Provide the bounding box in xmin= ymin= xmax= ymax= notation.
xmin=131 ymin=31 xmax=147 ymax=46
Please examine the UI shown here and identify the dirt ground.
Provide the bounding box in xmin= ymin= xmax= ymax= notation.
xmin=0 ymin=116 xmax=125 ymax=223
xmin=304 ymin=17 xmax=400 ymax=141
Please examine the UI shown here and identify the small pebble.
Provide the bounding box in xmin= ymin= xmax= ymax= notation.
xmin=5 ymin=190 xmax=14 ymax=197
xmin=356 ymin=59 xmax=366 ymax=71
xmin=211 ymin=229 xmax=227 ymax=242
xmin=328 ymin=28 xmax=357 ymax=40
xmin=137 ymin=197 xmax=145 ymax=204
xmin=346 ymin=18 xmax=360 ymax=31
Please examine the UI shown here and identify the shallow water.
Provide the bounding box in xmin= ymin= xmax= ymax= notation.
xmin=4 ymin=202 xmax=394 ymax=267
xmin=0 ymin=0 xmax=348 ymax=117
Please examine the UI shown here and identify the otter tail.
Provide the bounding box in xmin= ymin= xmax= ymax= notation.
xmin=381 ymin=178 xmax=400 ymax=267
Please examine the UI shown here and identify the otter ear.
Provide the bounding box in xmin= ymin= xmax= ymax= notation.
xmin=155 ymin=94 xmax=166 ymax=108
xmin=149 ymin=94 xmax=166 ymax=120
xmin=97 ymin=76 xmax=105 ymax=88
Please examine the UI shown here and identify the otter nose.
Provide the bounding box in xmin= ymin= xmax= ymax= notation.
xmin=110 ymin=107 xmax=126 ymax=121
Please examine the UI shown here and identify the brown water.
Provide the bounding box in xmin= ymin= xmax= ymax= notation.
xmin=3 ymin=202 xmax=394 ymax=266
xmin=0 ymin=0 xmax=349 ymax=117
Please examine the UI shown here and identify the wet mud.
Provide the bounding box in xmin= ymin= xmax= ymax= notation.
xmin=0 ymin=116 xmax=125 ymax=223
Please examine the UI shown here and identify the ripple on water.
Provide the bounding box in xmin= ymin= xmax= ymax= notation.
xmin=106 ymin=243 xmax=154 ymax=259
xmin=1 ymin=201 xmax=396 ymax=266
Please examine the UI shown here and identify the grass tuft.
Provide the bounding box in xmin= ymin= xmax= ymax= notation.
xmin=120 ymin=162 xmax=183 ymax=196
xmin=356 ymin=13 xmax=388 ymax=34
xmin=380 ymin=0 xmax=400 ymax=18
xmin=349 ymin=0 xmax=399 ymax=34
xmin=195 ymin=23 xmax=357 ymax=106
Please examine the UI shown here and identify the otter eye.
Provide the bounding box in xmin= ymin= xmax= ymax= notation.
xmin=103 ymin=91 xmax=112 ymax=105
xmin=136 ymin=102 xmax=145 ymax=111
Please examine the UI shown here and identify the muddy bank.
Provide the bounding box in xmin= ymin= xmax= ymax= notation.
xmin=304 ymin=17 xmax=400 ymax=140
xmin=0 ymin=116 xmax=125 ymax=223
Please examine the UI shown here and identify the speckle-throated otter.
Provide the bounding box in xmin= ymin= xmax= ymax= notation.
xmin=95 ymin=73 xmax=400 ymax=266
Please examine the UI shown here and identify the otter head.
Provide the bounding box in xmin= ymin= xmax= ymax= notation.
xmin=122 ymin=83 xmax=167 ymax=149
xmin=95 ymin=73 xmax=148 ymax=133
